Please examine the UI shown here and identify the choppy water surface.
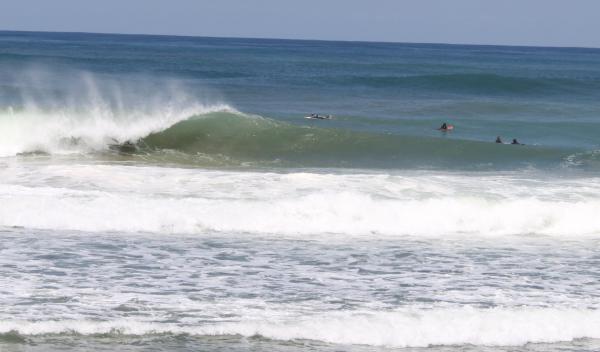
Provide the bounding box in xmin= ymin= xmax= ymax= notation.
xmin=2 ymin=227 xmax=600 ymax=351
xmin=1 ymin=162 xmax=600 ymax=351
xmin=2 ymin=31 xmax=600 ymax=351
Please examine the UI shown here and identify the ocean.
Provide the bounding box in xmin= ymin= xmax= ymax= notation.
xmin=1 ymin=31 xmax=600 ymax=351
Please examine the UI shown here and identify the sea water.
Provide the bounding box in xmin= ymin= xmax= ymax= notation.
xmin=1 ymin=31 xmax=600 ymax=351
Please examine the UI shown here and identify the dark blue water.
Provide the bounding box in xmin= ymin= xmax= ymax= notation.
xmin=1 ymin=30 xmax=600 ymax=165
xmin=3 ymin=31 xmax=600 ymax=352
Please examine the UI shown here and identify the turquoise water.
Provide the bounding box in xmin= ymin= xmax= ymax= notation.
xmin=2 ymin=31 xmax=600 ymax=351
xmin=2 ymin=31 xmax=600 ymax=169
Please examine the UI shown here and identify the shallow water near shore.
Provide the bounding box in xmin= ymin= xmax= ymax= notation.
xmin=2 ymin=31 xmax=600 ymax=351
xmin=2 ymin=225 xmax=600 ymax=351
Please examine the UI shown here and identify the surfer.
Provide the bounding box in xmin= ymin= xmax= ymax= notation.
xmin=511 ymin=138 xmax=521 ymax=145
xmin=305 ymin=113 xmax=332 ymax=120
xmin=495 ymin=136 xmax=503 ymax=144
xmin=109 ymin=139 xmax=137 ymax=153
xmin=438 ymin=122 xmax=454 ymax=131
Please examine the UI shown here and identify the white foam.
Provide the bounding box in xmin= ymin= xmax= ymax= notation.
xmin=2 ymin=307 xmax=600 ymax=347
xmin=0 ymin=69 xmax=234 ymax=156
xmin=1 ymin=165 xmax=600 ymax=237
xmin=0 ymin=104 xmax=234 ymax=157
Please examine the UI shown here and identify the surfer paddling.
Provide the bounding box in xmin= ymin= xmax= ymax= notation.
xmin=438 ymin=122 xmax=454 ymax=131
xmin=305 ymin=113 xmax=333 ymax=120
xmin=495 ymin=137 xmax=524 ymax=145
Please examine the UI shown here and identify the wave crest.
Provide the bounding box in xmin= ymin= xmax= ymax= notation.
xmin=0 ymin=68 xmax=233 ymax=157
xmin=0 ymin=69 xmax=588 ymax=171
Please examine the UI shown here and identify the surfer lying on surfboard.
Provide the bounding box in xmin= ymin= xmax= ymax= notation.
xmin=305 ymin=113 xmax=333 ymax=120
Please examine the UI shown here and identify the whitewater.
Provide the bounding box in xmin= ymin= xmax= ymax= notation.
xmin=2 ymin=163 xmax=600 ymax=237
xmin=2 ymin=31 xmax=600 ymax=352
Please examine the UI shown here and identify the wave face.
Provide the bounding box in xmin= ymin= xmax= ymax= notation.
xmin=2 ymin=102 xmax=577 ymax=170
xmin=0 ymin=69 xmax=592 ymax=171
xmin=0 ymin=68 xmax=234 ymax=158
xmin=1 ymin=40 xmax=600 ymax=171
xmin=138 ymin=112 xmax=577 ymax=170
xmin=0 ymin=66 xmax=571 ymax=170
xmin=4 ymin=32 xmax=600 ymax=352
xmin=0 ymin=80 xmax=579 ymax=171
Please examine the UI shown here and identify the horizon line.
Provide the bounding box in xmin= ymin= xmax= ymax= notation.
xmin=1 ymin=29 xmax=599 ymax=51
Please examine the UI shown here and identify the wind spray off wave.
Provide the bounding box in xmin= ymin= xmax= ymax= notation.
xmin=4 ymin=32 xmax=600 ymax=352
xmin=0 ymin=69 xmax=234 ymax=157
xmin=2 ymin=68 xmax=597 ymax=171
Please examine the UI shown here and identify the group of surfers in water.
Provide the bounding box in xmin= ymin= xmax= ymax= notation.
xmin=439 ymin=122 xmax=522 ymax=145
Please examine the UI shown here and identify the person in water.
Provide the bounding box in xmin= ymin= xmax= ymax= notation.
xmin=495 ymin=136 xmax=503 ymax=143
xmin=439 ymin=122 xmax=454 ymax=131
xmin=511 ymin=138 xmax=521 ymax=145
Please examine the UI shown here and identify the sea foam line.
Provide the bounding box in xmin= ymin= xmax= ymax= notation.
xmin=2 ymin=165 xmax=600 ymax=237
xmin=2 ymin=307 xmax=600 ymax=347
xmin=1 ymin=182 xmax=600 ymax=237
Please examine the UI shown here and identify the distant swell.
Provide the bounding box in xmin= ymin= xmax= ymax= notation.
xmin=2 ymin=308 xmax=600 ymax=347
xmin=329 ymin=73 xmax=599 ymax=95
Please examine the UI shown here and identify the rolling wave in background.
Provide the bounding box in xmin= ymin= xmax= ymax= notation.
xmin=3 ymin=32 xmax=600 ymax=352
xmin=327 ymin=72 xmax=600 ymax=97
xmin=0 ymin=69 xmax=595 ymax=171
xmin=4 ymin=105 xmax=597 ymax=170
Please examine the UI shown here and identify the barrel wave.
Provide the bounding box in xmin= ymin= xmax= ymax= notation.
xmin=0 ymin=66 xmax=596 ymax=170
xmin=140 ymin=112 xmax=579 ymax=169
xmin=0 ymin=104 xmax=583 ymax=170
xmin=3 ymin=32 xmax=600 ymax=352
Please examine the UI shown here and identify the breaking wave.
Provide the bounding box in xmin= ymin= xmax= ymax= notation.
xmin=0 ymin=67 xmax=234 ymax=157
xmin=0 ymin=68 xmax=594 ymax=170
xmin=3 ymin=106 xmax=575 ymax=169
xmin=2 ymin=166 xmax=600 ymax=237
